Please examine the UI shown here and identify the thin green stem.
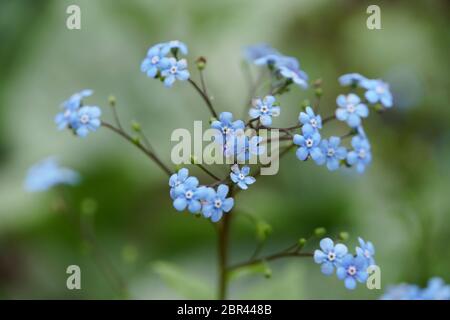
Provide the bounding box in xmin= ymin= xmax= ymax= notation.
xmin=188 ymin=78 xmax=218 ymax=118
xmin=228 ymin=251 xmax=313 ymax=272
xmin=101 ymin=121 xmax=172 ymax=176
xmin=195 ymin=162 xmax=222 ymax=181
xmin=218 ymin=207 xmax=232 ymax=300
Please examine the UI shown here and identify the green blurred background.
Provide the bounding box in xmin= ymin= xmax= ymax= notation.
xmin=0 ymin=0 xmax=449 ymax=299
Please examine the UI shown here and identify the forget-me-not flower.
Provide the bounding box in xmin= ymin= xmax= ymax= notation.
xmin=380 ymin=283 xmax=422 ymax=300
xmin=293 ymin=125 xmax=324 ymax=163
xmin=356 ymin=237 xmax=376 ymax=266
xmin=161 ymin=40 xmax=188 ymax=56
xmin=141 ymin=43 xmax=166 ymax=78
xmin=336 ymin=254 xmax=369 ymax=290
xmin=202 ymin=184 xmax=234 ymax=222
xmin=230 ymin=164 xmax=255 ymax=190
xmin=249 ymin=95 xmax=280 ymax=126
xmin=74 ymin=106 xmax=102 ymax=137
xmin=299 ymin=106 xmax=322 ymax=132
xmin=314 ymin=238 xmax=348 ymax=275
xmin=228 ymin=135 xmax=265 ymax=162
xmin=24 ymin=157 xmax=80 ymax=192
xmin=55 ymin=90 xmax=93 ymax=130
xmin=360 ymin=79 xmax=393 ymax=108
xmin=336 ymin=93 xmax=369 ymax=128
xmin=169 ymin=168 xmax=189 ymax=199
xmin=160 ymin=58 xmax=190 ymax=87
xmin=277 ymin=57 xmax=308 ymax=89
xmin=420 ymin=278 xmax=450 ymax=300
xmin=347 ymin=136 xmax=372 ymax=173
xmin=338 ymin=73 xmax=367 ymax=87
xmin=211 ymin=112 xmax=245 ymax=142
xmin=319 ymin=137 xmax=347 ymax=171
xmin=171 ymin=177 xmax=207 ymax=213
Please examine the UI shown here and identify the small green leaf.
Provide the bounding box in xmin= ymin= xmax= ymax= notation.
xmin=228 ymin=261 xmax=272 ymax=281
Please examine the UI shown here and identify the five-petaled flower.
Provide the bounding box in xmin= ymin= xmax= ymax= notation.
xmin=314 ymin=238 xmax=348 ymax=275
xmin=172 ymin=176 xmax=207 ymax=213
xmin=336 ymin=93 xmax=369 ymax=128
xmin=55 ymin=89 xmax=93 ymax=130
xmin=249 ymin=95 xmax=280 ymax=126
xmin=160 ymin=58 xmax=190 ymax=87
xmin=211 ymin=112 xmax=245 ymax=142
xmin=202 ymin=184 xmax=234 ymax=222
xmin=361 ymin=79 xmax=393 ymax=108
xmin=338 ymin=73 xmax=367 ymax=87
xmin=299 ymin=106 xmax=322 ymax=132
xmin=356 ymin=237 xmax=376 ymax=266
xmin=74 ymin=106 xmax=102 ymax=137
xmin=230 ymin=164 xmax=256 ymax=190
xmin=336 ymin=254 xmax=369 ymax=290
xmin=169 ymin=168 xmax=190 ymax=199
xmin=293 ymin=125 xmax=323 ymax=163
xmin=243 ymin=43 xmax=279 ymax=62
xmin=347 ymin=136 xmax=372 ymax=173
xmin=141 ymin=43 xmax=166 ymax=78
xmin=319 ymin=136 xmax=347 ymax=171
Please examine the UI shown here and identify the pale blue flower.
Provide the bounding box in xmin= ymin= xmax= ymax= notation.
xmin=421 ymin=278 xmax=450 ymax=300
xmin=24 ymin=157 xmax=80 ymax=192
xmin=230 ymin=164 xmax=255 ymax=190
xmin=338 ymin=73 xmax=367 ymax=86
xmin=202 ymin=184 xmax=234 ymax=222
xmin=293 ymin=124 xmax=324 ymax=163
xmin=74 ymin=106 xmax=102 ymax=137
xmin=141 ymin=43 xmax=166 ymax=78
xmin=161 ymin=40 xmax=188 ymax=56
xmin=277 ymin=57 xmax=308 ymax=89
xmin=160 ymin=58 xmax=190 ymax=87
xmin=361 ymin=79 xmax=393 ymax=108
xmin=314 ymin=238 xmax=348 ymax=275
xmin=55 ymin=90 xmax=93 ymax=130
xmin=356 ymin=237 xmax=376 ymax=266
xmin=380 ymin=284 xmax=422 ymax=300
xmin=299 ymin=106 xmax=322 ymax=131
xmin=243 ymin=43 xmax=279 ymax=62
xmin=211 ymin=112 xmax=245 ymax=141
xmin=347 ymin=136 xmax=372 ymax=173
xmin=336 ymin=254 xmax=369 ymax=290
xmin=336 ymin=93 xmax=369 ymax=128
xmin=227 ymin=135 xmax=265 ymax=162
xmin=169 ymin=168 xmax=189 ymax=199
xmin=249 ymin=95 xmax=280 ymax=126
xmin=319 ymin=136 xmax=347 ymax=171
xmin=171 ymin=177 xmax=207 ymax=213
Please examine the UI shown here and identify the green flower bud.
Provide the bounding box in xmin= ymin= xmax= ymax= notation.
xmin=314 ymin=227 xmax=326 ymax=237
xmin=131 ymin=121 xmax=141 ymax=132
xmin=108 ymin=95 xmax=116 ymax=107
xmin=298 ymin=237 xmax=307 ymax=248
xmin=339 ymin=232 xmax=350 ymax=241
xmin=196 ymin=56 xmax=207 ymax=70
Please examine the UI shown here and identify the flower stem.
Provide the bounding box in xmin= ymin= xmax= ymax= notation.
xmin=217 ymin=202 xmax=232 ymax=300
xmin=101 ymin=121 xmax=172 ymax=176
xmin=228 ymin=251 xmax=313 ymax=272
xmin=188 ymin=78 xmax=218 ymax=118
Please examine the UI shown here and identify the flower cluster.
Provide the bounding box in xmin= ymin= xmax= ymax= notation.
xmin=25 ymin=157 xmax=80 ymax=192
xmin=245 ymin=43 xmax=309 ymax=89
xmin=314 ymin=237 xmax=376 ymax=290
xmin=211 ymin=112 xmax=265 ymax=162
xmin=381 ymin=278 xmax=450 ymax=300
xmin=55 ymin=90 xmax=102 ymax=138
xmin=169 ymin=168 xmax=234 ymax=222
xmin=141 ymin=40 xmax=190 ymax=87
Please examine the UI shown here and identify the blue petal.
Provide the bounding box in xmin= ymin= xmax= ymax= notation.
xmin=319 ymin=238 xmax=334 ymax=252
xmin=173 ymin=197 xmax=187 ymax=211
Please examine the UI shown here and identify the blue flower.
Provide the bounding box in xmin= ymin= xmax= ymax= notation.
xmin=293 ymin=125 xmax=324 ymax=163
xmin=335 ymin=93 xmax=369 ymax=128
xmin=243 ymin=43 xmax=279 ymax=62
xmin=299 ymin=106 xmax=322 ymax=131
xmin=24 ymin=157 xmax=80 ymax=192
xmin=161 ymin=40 xmax=188 ymax=56
xmin=230 ymin=164 xmax=255 ymax=190
xmin=202 ymin=184 xmax=234 ymax=222
xmin=169 ymin=168 xmax=189 ymax=199
xmin=227 ymin=135 xmax=265 ymax=162
xmin=336 ymin=254 xmax=369 ymax=290
xmin=172 ymin=177 xmax=207 ymax=213
xmin=211 ymin=112 xmax=245 ymax=141
xmin=319 ymin=136 xmax=347 ymax=171
xmin=141 ymin=43 xmax=166 ymax=78
xmin=356 ymin=237 xmax=376 ymax=266
xmin=249 ymin=95 xmax=280 ymax=126
xmin=360 ymin=79 xmax=393 ymax=108
xmin=421 ymin=278 xmax=450 ymax=300
xmin=338 ymin=73 xmax=367 ymax=86
xmin=347 ymin=136 xmax=372 ymax=173
xmin=380 ymin=284 xmax=421 ymax=300
xmin=314 ymin=238 xmax=348 ymax=275
xmin=55 ymin=90 xmax=93 ymax=130
xmin=74 ymin=106 xmax=102 ymax=137
xmin=160 ymin=58 xmax=190 ymax=87
xmin=277 ymin=58 xmax=308 ymax=89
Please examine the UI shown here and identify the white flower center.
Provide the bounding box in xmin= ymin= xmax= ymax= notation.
xmin=327 ymin=252 xmax=336 ymax=261
xmin=358 ymin=149 xmax=366 ymax=159
xmin=238 ymin=173 xmax=245 ymax=180
xmin=310 ymin=119 xmax=317 ymax=127
xmin=151 ymin=56 xmax=160 ymax=64
xmin=80 ymin=114 xmax=90 ymax=124
xmin=306 ymin=138 xmax=313 ymax=148
xmin=347 ymin=266 xmax=357 ymax=276
xmin=327 ymin=148 xmax=335 ymax=157
xmin=185 ymin=190 xmax=193 ymax=199
xmin=260 ymin=105 xmax=269 ymax=114
xmin=214 ymin=199 xmax=222 ymax=208
xmin=170 ymin=66 xmax=178 ymax=74
xmin=347 ymin=104 xmax=355 ymax=113
xmin=376 ymin=85 xmax=385 ymax=94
